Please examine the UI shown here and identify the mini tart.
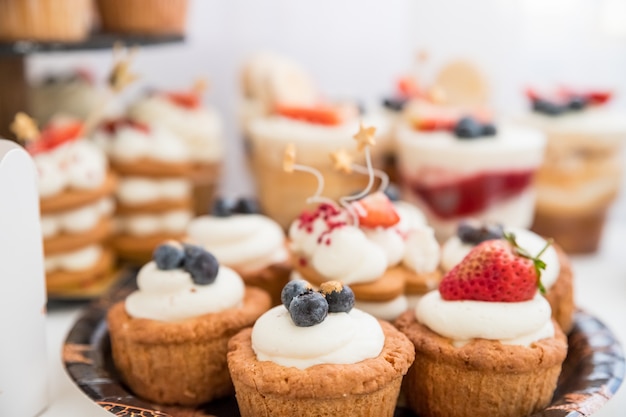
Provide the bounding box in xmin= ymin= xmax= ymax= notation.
xmin=227 ymin=320 xmax=415 ymax=417
xmin=107 ymin=286 xmax=271 ymax=406
xmin=40 ymin=171 xmax=117 ymax=214
xmin=46 ymin=248 xmax=115 ymax=293
xmin=394 ymin=311 xmax=567 ymax=417
xmin=547 ymin=244 xmax=575 ymax=333
xmin=235 ymin=258 xmax=293 ymax=306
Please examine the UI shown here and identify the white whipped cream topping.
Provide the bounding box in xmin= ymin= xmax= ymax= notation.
xmin=520 ymin=108 xmax=626 ymax=137
xmin=289 ymin=202 xmax=440 ymax=283
xmin=252 ymin=305 xmax=384 ymax=369
xmin=187 ymin=214 xmax=288 ymax=273
xmin=397 ymin=122 xmax=546 ymax=173
xmin=45 ymin=245 xmax=102 ymax=273
xmin=34 ymin=139 xmax=108 ymax=197
xmin=117 ymin=177 xmax=192 ymax=205
xmin=249 ymin=114 xmax=390 ymax=166
xmin=440 ymin=227 xmax=559 ymax=290
xmin=355 ymin=295 xmax=408 ymax=321
xmin=41 ymin=197 xmax=113 ymax=238
xmin=417 ymin=291 xmax=554 ymax=347
xmin=125 ymin=262 xmax=245 ymax=322
xmin=117 ymin=210 xmax=192 ymax=236
xmin=92 ymin=124 xmax=189 ymax=163
xmin=128 ymin=95 xmax=224 ymax=163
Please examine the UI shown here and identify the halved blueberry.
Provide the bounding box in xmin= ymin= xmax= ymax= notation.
xmin=532 ymin=99 xmax=566 ymax=116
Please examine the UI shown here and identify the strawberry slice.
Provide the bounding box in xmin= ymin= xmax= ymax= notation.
xmin=439 ymin=233 xmax=551 ymax=302
xmin=164 ymin=91 xmax=201 ymax=109
xmin=585 ymin=90 xmax=613 ymax=105
xmin=412 ymin=116 xmax=457 ymax=132
xmin=275 ymin=104 xmax=345 ymax=126
xmin=351 ymin=192 xmax=400 ymax=228
xmin=397 ymin=76 xmax=421 ymax=98
xmin=28 ymin=121 xmax=83 ymax=155
xmin=525 ymin=87 xmax=541 ymax=101
xmin=101 ymin=118 xmax=150 ymax=135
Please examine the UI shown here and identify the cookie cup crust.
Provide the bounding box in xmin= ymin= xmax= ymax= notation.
xmin=394 ymin=310 xmax=567 ymax=417
xmin=227 ymin=320 xmax=415 ymax=417
xmin=107 ymin=286 xmax=271 ymax=406
xmin=546 ymin=243 xmax=575 ymax=333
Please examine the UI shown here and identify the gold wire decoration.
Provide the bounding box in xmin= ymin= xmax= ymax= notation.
xmin=283 ymin=143 xmax=336 ymax=206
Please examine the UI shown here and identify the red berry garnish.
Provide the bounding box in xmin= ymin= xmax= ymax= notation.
xmin=27 ymin=121 xmax=83 ymax=155
xmin=101 ymin=118 xmax=150 ymax=135
xmin=438 ymin=233 xmax=551 ymax=302
xmin=351 ymin=191 xmax=400 ymax=228
xmin=164 ymin=91 xmax=201 ymax=109
xmin=275 ymin=104 xmax=345 ymax=126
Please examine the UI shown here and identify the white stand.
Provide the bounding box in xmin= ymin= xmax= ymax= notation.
xmin=0 ymin=140 xmax=48 ymax=416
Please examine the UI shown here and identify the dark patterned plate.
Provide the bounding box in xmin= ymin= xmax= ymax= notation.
xmin=64 ymin=271 xmax=624 ymax=417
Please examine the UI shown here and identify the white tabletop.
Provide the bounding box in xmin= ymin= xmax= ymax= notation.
xmin=40 ymin=224 xmax=626 ymax=417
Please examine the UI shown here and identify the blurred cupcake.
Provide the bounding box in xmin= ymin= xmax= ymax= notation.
xmin=92 ymin=118 xmax=193 ymax=263
xmin=186 ymin=197 xmax=292 ymax=306
xmin=12 ymin=114 xmax=116 ymax=296
xmin=519 ymin=88 xmax=626 ymax=253
xmin=108 ymin=241 xmax=271 ymax=405
xmin=96 ymin=0 xmax=189 ymax=36
xmin=128 ymin=80 xmax=223 ymax=215
xmin=397 ymin=101 xmax=545 ymax=241
xmin=29 ymin=69 xmax=106 ymax=126
xmin=0 ymin=0 xmax=91 ymax=42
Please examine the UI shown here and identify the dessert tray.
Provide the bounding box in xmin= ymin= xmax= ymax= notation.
xmin=63 ymin=271 xmax=625 ymax=417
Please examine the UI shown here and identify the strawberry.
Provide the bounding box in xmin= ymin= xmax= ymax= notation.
xmin=275 ymin=104 xmax=344 ymax=125
xmin=439 ymin=233 xmax=551 ymax=302
xmin=28 ymin=121 xmax=83 ymax=155
xmin=412 ymin=116 xmax=457 ymax=132
xmin=397 ymin=76 xmax=421 ymax=98
xmin=101 ymin=118 xmax=150 ymax=135
xmin=164 ymin=91 xmax=201 ymax=109
xmin=584 ymin=90 xmax=612 ymax=105
xmin=351 ymin=192 xmax=400 ymax=228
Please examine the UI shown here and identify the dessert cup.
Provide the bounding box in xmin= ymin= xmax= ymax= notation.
xmin=228 ymin=311 xmax=414 ymax=417
xmin=107 ymin=244 xmax=271 ymax=406
xmin=396 ymin=121 xmax=545 ymax=241
xmin=0 ymin=0 xmax=91 ymax=42
xmin=96 ymin=0 xmax=189 ymax=35
xmin=396 ymin=311 xmax=567 ymax=417
xmin=520 ymin=110 xmax=626 ymax=253
xmin=187 ymin=213 xmax=293 ymax=306
xmin=249 ymin=117 xmax=389 ymax=228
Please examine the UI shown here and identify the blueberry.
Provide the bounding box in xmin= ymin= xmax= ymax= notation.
xmin=289 ymin=291 xmax=328 ymax=327
xmin=281 ymin=280 xmax=312 ymax=309
xmin=457 ymin=222 xmax=504 ymax=245
xmin=232 ymin=198 xmax=260 ymax=214
xmin=481 ymin=124 xmax=497 ymax=136
xmin=153 ymin=242 xmax=185 ymax=270
xmin=320 ymin=281 xmax=355 ymax=313
xmin=382 ymin=97 xmax=407 ymax=112
xmin=568 ymin=96 xmax=588 ymax=111
xmin=532 ymin=99 xmax=566 ymax=116
xmin=383 ymin=183 xmax=401 ymax=202
xmin=182 ymin=244 xmax=219 ymax=285
xmin=212 ymin=198 xmax=234 ymax=217
xmin=454 ymin=117 xmax=483 ymax=139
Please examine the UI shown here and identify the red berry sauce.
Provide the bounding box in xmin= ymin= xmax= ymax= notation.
xmin=405 ymin=170 xmax=535 ymax=219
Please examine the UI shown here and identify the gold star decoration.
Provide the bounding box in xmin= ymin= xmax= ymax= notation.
xmin=108 ymin=43 xmax=139 ymax=93
xmin=192 ymin=77 xmax=209 ymax=94
xmin=10 ymin=112 xmax=40 ymax=144
xmin=283 ymin=143 xmax=296 ymax=173
xmin=329 ymin=149 xmax=353 ymax=174
xmin=353 ymin=123 xmax=377 ymax=152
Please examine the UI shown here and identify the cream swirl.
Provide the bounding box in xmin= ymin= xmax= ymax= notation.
xmin=117 ymin=177 xmax=191 ymax=205
xmin=92 ymin=124 xmax=189 ymax=163
xmin=35 ymin=140 xmax=108 ymax=197
xmin=117 ymin=210 xmax=192 ymax=236
xmin=252 ymin=305 xmax=384 ymax=369
xmin=417 ymin=291 xmax=554 ymax=347
xmin=129 ymin=95 xmax=224 ymax=163
xmin=187 ymin=214 xmax=288 ymax=273
xmin=44 ymin=245 xmax=102 ymax=273
xmin=125 ymin=262 xmax=244 ymax=322
xmin=440 ymin=227 xmax=559 ymax=290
